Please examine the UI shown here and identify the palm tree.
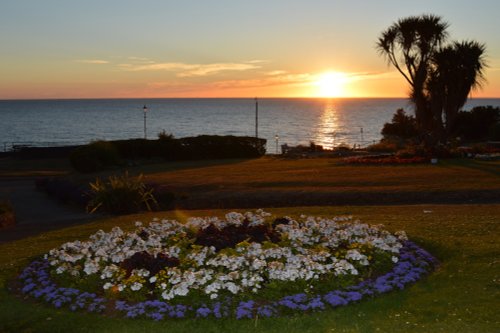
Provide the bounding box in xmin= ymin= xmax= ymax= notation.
xmin=377 ymin=15 xmax=449 ymax=132
xmin=427 ymin=41 xmax=486 ymax=137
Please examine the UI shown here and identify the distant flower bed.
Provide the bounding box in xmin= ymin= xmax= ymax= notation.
xmin=343 ymin=155 xmax=428 ymax=165
xmin=18 ymin=211 xmax=437 ymax=320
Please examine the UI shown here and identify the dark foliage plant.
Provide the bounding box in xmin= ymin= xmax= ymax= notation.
xmin=121 ymin=251 xmax=179 ymax=278
xmin=194 ymin=218 xmax=283 ymax=251
xmin=86 ymin=172 xmax=158 ymax=214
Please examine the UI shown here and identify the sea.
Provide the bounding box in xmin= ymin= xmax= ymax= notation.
xmin=1 ymin=98 xmax=499 ymax=153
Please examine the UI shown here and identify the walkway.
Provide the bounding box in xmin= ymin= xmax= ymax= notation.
xmin=0 ymin=177 xmax=96 ymax=244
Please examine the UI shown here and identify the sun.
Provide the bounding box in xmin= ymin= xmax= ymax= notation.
xmin=315 ymin=71 xmax=348 ymax=98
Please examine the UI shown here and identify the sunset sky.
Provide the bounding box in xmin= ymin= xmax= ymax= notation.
xmin=1 ymin=0 xmax=499 ymax=99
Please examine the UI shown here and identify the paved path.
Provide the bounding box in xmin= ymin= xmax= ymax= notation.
xmin=0 ymin=178 xmax=96 ymax=243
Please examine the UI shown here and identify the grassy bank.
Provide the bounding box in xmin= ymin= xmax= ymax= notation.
xmin=9 ymin=156 xmax=499 ymax=209
xmin=1 ymin=204 xmax=499 ymax=332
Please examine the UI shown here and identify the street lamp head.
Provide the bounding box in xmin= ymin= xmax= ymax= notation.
xmin=143 ymin=105 xmax=148 ymax=113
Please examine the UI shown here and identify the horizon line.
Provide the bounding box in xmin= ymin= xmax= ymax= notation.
xmin=2 ymin=96 xmax=499 ymax=102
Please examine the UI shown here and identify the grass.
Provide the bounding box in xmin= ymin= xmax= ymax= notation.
xmin=19 ymin=156 xmax=495 ymax=210
xmin=140 ymin=157 xmax=500 ymax=192
xmin=3 ymin=156 xmax=499 ymax=195
xmin=1 ymin=204 xmax=499 ymax=332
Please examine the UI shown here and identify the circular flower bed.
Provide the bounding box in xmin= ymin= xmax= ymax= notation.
xmin=18 ymin=210 xmax=437 ymax=320
xmin=343 ymin=155 xmax=428 ymax=165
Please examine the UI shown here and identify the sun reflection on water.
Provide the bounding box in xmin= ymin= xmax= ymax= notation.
xmin=314 ymin=99 xmax=341 ymax=149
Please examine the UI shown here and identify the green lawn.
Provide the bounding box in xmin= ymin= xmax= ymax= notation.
xmin=140 ymin=157 xmax=500 ymax=192
xmin=1 ymin=204 xmax=499 ymax=333
xmin=2 ymin=156 xmax=499 ymax=196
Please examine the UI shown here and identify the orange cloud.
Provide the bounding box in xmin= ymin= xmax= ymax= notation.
xmin=75 ymin=59 xmax=109 ymax=64
xmin=118 ymin=61 xmax=263 ymax=77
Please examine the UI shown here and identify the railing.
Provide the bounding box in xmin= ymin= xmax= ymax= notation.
xmin=2 ymin=141 xmax=89 ymax=152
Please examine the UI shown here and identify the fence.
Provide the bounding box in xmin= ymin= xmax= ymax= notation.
xmin=2 ymin=141 xmax=89 ymax=153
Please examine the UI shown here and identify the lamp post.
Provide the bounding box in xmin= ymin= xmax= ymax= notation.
xmin=143 ymin=105 xmax=148 ymax=139
xmin=275 ymin=134 xmax=279 ymax=154
xmin=255 ymin=97 xmax=258 ymax=138
xmin=360 ymin=127 xmax=364 ymax=147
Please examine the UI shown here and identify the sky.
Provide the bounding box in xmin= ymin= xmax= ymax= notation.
xmin=1 ymin=0 xmax=499 ymax=99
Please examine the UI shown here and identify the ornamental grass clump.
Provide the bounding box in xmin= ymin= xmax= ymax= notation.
xmin=87 ymin=172 xmax=158 ymax=214
xmin=18 ymin=210 xmax=437 ymax=319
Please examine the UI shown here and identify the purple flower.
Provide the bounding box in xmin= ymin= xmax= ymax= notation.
xmin=21 ymin=283 xmax=37 ymax=293
xmin=17 ymin=236 xmax=438 ymax=319
xmin=307 ymin=296 xmax=325 ymax=310
xmin=257 ymin=305 xmax=275 ymax=317
xmin=196 ymin=306 xmax=211 ymax=318
xmin=149 ymin=312 xmax=164 ymax=321
xmin=343 ymin=291 xmax=362 ymax=302
xmin=323 ymin=293 xmax=348 ymax=307
xmin=236 ymin=300 xmax=255 ymax=319
xmin=278 ymin=299 xmax=298 ymax=309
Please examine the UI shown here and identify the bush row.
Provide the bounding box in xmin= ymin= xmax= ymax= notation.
xmin=381 ymin=106 xmax=500 ymax=143
xmin=70 ymin=135 xmax=266 ymax=173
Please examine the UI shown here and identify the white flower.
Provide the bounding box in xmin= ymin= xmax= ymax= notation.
xmin=130 ymin=282 xmax=143 ymax=291
xmin=44 ymin=210 xmax=408 ymax=303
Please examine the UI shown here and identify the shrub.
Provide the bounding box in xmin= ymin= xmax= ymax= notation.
xmin=70 ymin=136 xmax=267 ymax=173
xmin=366 ymin=141 xmax=398 ymax=153
xmin=489 ymin=123 xmax=500 ymax=141
xmin=70 ymin=141 xmax=122 ymax=173
xmin=452 ymin=106 xmax=500 ymax=141
xmin=178 ymin=135 xmax=266 ymax=159
xmin=157 ymin=133 xmax=183 ymax=160
xmin=112 ymin=139 xmax=160 ymax=160
xmin=381 ymin=109 xmax=419 ymax=140
xmin=87 ymin=172 xmax=158 ymax=214
xmin=145 ymin=183 xmax=176 ymax=210
xmin=158 ymin=130 xmax=174 ymax=140
xmin=0 ymin=200 xmax=15 ymax=229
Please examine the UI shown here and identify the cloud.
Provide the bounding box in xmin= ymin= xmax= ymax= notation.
xmin=127 ymin=56 xmax=153 ymax=62
xmin=212 ymin=72 xmax=312 ymax=89
xmin=118 ymin=61 xmax=262 ymax=77
xmin=348 ymin=71 xmax=401 ymax=80
xmin=147 ymin=81 xmax=188 ymax=89
xmin=266 ymin=70 xmax=288 ymax=76
xmin=75 ymin=59 xmax=109 ymax=64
